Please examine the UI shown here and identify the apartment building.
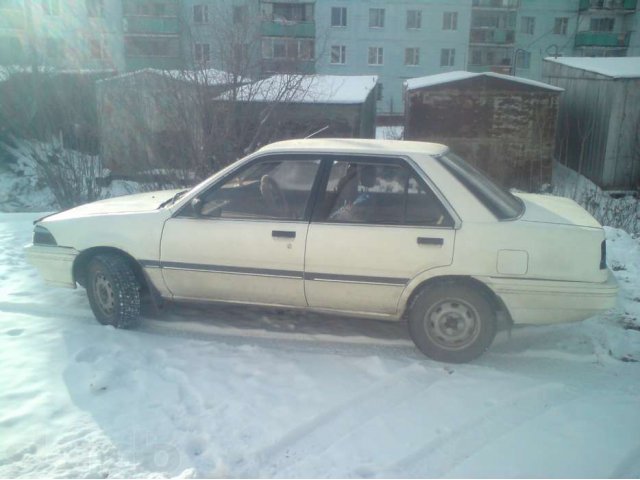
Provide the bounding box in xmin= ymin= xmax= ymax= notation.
xmin=315 ymin=0 xmax=472 ymax=116
xmin=0 ymin=0 xmax=124 ymax=70
xmin=1 ymin=0 xmax=639 ymax=113
xmin=574 ymin=0 xmax=638 ymax=57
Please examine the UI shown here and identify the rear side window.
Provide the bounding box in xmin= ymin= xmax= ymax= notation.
xmin=436 ymin=153 xmax=524 ymax=220
xmin=316 ymin=159 xmax=453 ymax=227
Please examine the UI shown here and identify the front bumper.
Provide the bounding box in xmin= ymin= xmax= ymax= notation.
xmin=483 ymin=270 xmax=619 ymax=325
xmin=24 ymin=244 xmax=79 ymax=288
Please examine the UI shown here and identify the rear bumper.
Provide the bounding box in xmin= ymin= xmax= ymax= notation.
xmin=483 ymin=270 xmax=618 ymax=325
xmin=24 ymin=244 xmax=79 ymax=288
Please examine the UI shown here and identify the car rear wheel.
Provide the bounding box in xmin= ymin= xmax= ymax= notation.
xmin=86 ymin=253 xmax=141 ymax=328
xmin=408 ymin=283 xmax=497 ymax=363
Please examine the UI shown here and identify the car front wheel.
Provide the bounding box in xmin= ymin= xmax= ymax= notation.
xmin=86 ymin=253 xmax=141 ymax=328
xmin=408 ymin=283 xmax=497 ymax=363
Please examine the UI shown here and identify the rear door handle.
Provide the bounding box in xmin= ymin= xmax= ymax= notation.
xmin=417 ymin=237 xmax=443 ymax=246
xmin=272 ymin=230 xmax=296 ymax=239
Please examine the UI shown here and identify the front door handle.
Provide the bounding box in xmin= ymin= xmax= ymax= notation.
xmin=417 ymin=237 xmax=443 ymax=246
xmin=272 ymin=230 xmax=296 ymax=239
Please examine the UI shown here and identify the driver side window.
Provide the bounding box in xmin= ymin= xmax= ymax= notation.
xmin=198 ymin=157 xmax=321 ymax=220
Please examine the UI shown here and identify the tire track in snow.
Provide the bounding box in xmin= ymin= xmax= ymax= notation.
xmin=382 ymin=382 xmax=579 ymax=477
xmin=252 ymin=364 xmax=443 ymax=477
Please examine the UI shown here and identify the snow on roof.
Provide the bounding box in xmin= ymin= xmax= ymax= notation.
xmin=258 ymin=138 xmax=448 ymax=156
xmin=0 ymin=65 xmax=115 ymax=82
xmin=99 ymin=68 xmax=238 ymax=85
xmin=544 ymin=56 xmax=640 ymax=79
xmin=221 ymin=75 xmax=379 ymax=104
xmin=405 ymin=70 xmax=563 ymax=92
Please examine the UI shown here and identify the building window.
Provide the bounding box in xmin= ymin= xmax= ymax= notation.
xmin=369 ymin=8 xmax=385 ymax=28
xmin=590 ymin=17 xmax=614 ymax=32
xmin=330 ymin=45 xmax=346 ymax=64
xmin=272 ymin=3 xmax=312 ymax=22
xmin=193 ymin=5 xmax=208 ymax=23
xmin=406 ymin=10 xmax=421 ymax=29
xmin=233 ymin=6 xmax=247 ymax=24
xmin=521 ymin=16 xmax=535 ymax=34
xmin=376 ymin=83 xmax=383 ymax=101
xmin=331 ymin=7 xmax=347 ymax=27
xmin=41 ymin=0 xmax=60 ymax=15
xmin=405 ymin=47 xmax=419 ymax=66
xmin=471 ymin=49 xmax=482 ymax=65
xmin=89 ymin=38 xmax=105 ymax=59
xmin=262 ymin=37 xmax=314 ymax=61
xmin=86 ymin=0 xmax=104 ymax=18
xmin=516 ymin=50 xmax=530 ymax=69
xmin=194 ymin=43 xmax=210 ymax=64
xmin=440 ymin=48 xmax=455 ymax=67
xmin=554 ymin=17 xmax=569 ymax=35
xmin=443 ymin=12 xmax=458 ymax=30
xmin=368 ymin=46 xmax=383 ymax=65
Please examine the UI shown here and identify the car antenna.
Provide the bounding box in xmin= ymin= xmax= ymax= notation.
xmin=305 ymin=125 xmax=329 ymax=139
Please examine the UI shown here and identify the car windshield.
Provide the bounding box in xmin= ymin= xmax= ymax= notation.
xmin=436 ymin=152 xmax=524 ymax=220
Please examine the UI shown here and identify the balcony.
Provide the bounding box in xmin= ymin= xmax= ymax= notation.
xmin=470 ymin=28 xmax=515 ymax=45
xmin=579 ymin=0 xmax=637 ymax=10
xmin=261 ymin=21 xmax=315 ymax=38
xmin=574 ymin=31 xmax=631 ymax=47
xmin=0 ymin=8 xmax=25 ymax=29
xmin=123 ymin=16 xmax=179 ymax=34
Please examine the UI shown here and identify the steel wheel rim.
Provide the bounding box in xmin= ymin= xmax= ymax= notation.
xmin=423 ymin=298 xmax=481 ymax=351
xmin=94 ymin=272 xmax=115 ymax=316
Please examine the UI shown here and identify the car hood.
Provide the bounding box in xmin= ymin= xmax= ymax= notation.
xmin=43 ymin=189 xmax=184 ymax=222
xmin=516 ymin=193 xmax=601 ymax=228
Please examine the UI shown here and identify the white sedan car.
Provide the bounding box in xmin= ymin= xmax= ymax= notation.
xmin=25 ymin=139 xmax=618 ymax=362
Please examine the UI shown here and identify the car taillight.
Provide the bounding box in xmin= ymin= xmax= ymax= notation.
xmin=600 ymin=240 xmax=607 ymax=270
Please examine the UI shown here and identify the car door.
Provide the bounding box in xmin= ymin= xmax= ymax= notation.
xmin=304 ymin=156 xmax=457 ymax=315
xmin=160 ymin=154 xmax=322 ymax=307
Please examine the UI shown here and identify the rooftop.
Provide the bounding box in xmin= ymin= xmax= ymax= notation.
xmin=544 ymin=57 xmax=640 ymax=79
xmin=222 ymin=75 xmax=379 ymax=104
xmin=405 ymin=71 xmax=563 ymax=92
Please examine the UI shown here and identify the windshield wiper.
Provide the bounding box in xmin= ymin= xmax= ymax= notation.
xmin=158 ymin=189 xmax=188 ymax=209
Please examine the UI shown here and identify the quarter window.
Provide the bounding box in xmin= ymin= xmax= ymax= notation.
xmin=318 ymin=160 xmax=453 ymax=226
xmin=196 ymin=158 xmax=321 ymax=221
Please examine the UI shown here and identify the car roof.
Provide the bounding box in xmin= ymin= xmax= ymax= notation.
xmin=256 ymin=138 xmax=449 ymax=157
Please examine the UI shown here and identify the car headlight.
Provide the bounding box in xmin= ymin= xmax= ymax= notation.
xmin=33 ymin=225 xmax=57 ymax=246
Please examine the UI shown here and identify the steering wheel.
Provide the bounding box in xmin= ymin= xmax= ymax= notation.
xmin=260 ymin=175 xmax=289 ymax=217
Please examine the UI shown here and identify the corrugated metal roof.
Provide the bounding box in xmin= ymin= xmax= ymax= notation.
xmin=544 ymin=57 xmax=640 ymax=79
xmin=404 ymin=71 xmax=563 ymax=92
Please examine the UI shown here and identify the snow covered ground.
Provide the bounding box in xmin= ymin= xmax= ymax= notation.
xmin=1 ymin=213 xmax=640 ymax=478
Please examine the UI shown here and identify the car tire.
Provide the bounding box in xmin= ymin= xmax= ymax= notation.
xmin=408 ymin=283 xmax=497 ymax=363
xmin=86 ymin=253 xmax=141 ymax=328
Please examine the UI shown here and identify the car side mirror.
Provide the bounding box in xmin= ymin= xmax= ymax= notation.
xmin=191 ymin=197 xmax=203 ymax=217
